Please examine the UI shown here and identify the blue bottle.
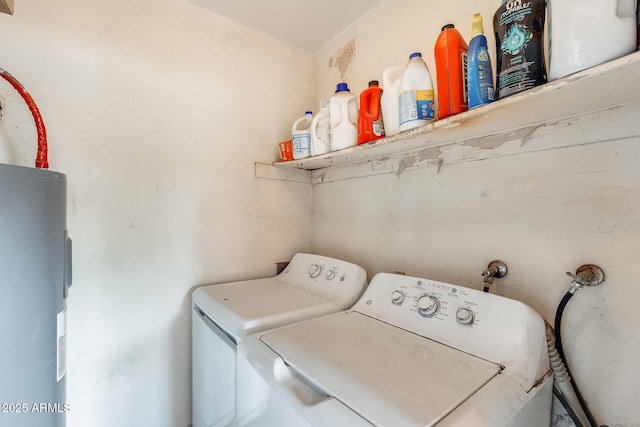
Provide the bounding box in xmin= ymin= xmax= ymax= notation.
xmin=468 ymin=13 xmax=494 ymax=109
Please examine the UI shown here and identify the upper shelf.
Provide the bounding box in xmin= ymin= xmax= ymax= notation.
xmin=273 ymin=51 xmax=640 ymax=171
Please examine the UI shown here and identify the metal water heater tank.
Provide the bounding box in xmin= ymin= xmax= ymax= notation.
xmin=0 ymin=163 xmax=72 ymax=427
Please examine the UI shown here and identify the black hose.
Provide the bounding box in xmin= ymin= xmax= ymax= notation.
xmin=554 ymin=292 xmax=572 ymax=363
xmin=554 ymin=291 xmax=600 ymax=427
xmin=554 ymin=386 xmax=585 ymax=427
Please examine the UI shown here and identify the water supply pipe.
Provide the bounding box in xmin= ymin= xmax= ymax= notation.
xmin=481 ymin=260 xmax=508 ymax=292
xmin=0 ymin=67 xmax=48 ymax=169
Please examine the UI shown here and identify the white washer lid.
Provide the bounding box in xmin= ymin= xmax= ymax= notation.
xmin=193 ymin=278 xmax=339 ymax=339
xmin=260 ymin=312 xmax=502 ymax=427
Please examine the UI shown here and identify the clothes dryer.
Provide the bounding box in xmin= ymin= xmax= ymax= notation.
xmin=192 ymin=253 xmax=367 ymax=427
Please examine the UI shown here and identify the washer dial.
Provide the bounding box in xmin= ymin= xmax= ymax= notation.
xmin=326 ymin=269 xmax=337 ymax=280
xmin=456 ymin=307 xmax=475 ymax=325
xmin=391 ymin=290 xmax=405 ymax=305
xmin=417 ymin=295 xmax=440 ymax=317
xmin=308 ymin=264 xmax=323 ymax=278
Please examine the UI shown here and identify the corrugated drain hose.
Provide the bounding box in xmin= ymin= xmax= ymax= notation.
xmin=0 ymin=67 xmax=48 ymax=169
xmin=553 ymin=289 xmax=607 ymax=427
xmin=546 ymin=320 xmax=589 ymax=427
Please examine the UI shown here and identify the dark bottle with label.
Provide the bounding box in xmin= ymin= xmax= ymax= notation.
xmin=493 ymin=0 xmax=546 ymax=99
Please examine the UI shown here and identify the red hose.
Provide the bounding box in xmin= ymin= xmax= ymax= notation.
xmin=0 ymin=68 xmax=48 ymax=169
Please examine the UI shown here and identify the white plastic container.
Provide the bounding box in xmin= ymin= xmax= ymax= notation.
xmin=548 ymin=0 xmax=637 ymax=81
xmin=381 ymin=66 xmax=404 ymax=137
xmin=398 ymin=52 xmax=435 ymax=132
xmin=329 ymin=83 xmax=358 ymax=152
xmin=291 ymin=111 xmax=313 ymax=160
xmin=310 ymin=100 xmax=331 ymax=156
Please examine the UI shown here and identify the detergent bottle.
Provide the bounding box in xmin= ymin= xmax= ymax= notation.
xmin=434 ymin=24 xmax=469 ymax=119
xmin=467 ymin=13 xmax=495 ymax=109
xmin=381 ymin=66 xmax=404 ymax=137
xmin=493 ymin=0 xmax=547 ymax=99
xmin=310 ymin=100 xmax=331 ymax=156
xmin=329 ymin=83 xmax=358 ymax=152
xmin=291 ymin=111 xmax=313 ymax=160
xmin=357 ymin=80 xmax=385 ymax=145
xmin=398 ymin=52 xmax=435 ymax=132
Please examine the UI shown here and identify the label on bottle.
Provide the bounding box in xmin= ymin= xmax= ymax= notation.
xmin=462 ymin=53 xmax=469 ymax=105
xmin=292 ymin=133 xmax=311 ymax=158
xmin=399 ymin=90 xmax=435 ymax=125
xmin=57 ymin=309 xmax=67 ymax=382
xmin=373 ymin=120 xmax=385 ymax=137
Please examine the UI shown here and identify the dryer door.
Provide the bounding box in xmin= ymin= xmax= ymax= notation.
xmin=192 ymin=305 xmax=237 ymax=427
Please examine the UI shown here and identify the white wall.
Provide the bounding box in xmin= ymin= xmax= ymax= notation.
xmin=313 ymin=0 xmax=640 ymax=425
xmin=0 ymin=1 xmax=314 ymax=426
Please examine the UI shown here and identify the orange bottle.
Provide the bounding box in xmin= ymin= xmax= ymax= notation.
xmin=357 ymin=80 xmax=385 ymax=145
xmin=434 ymin=24 xmax=469 ymax=119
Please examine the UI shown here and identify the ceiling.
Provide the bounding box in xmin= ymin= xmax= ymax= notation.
xmin=189 ymin=0 xmax=384 ymax=53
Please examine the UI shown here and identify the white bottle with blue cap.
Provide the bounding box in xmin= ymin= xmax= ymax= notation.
xmin=398 ymin=52 xmax=435 ymax=131
xmin=292 ymin=110 xmax=313 ymax=160
xmin=329 ymin=83 xmax=358 ymax=152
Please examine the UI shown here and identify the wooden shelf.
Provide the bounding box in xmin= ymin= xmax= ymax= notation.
xmin=257 ymin=51 xmax=640 ymax=184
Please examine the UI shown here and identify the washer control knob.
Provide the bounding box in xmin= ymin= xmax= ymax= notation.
xmin=417 ymin=295 xmax=440 ymax=317
xmin=391 ymin=290 xmax=405 ymax=305
xmin=456 ymin=307 xmax=475 ymax=325
xmin=308 ymin=264 xmax=323 ymax=278
xmin=326 ymin=269 xmax=337 ymax=280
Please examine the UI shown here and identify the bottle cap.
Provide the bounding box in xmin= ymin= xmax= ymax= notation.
xmin=471 ymin=14 xmax=484 ymax=37
xmin=409 ymin=52 xmax=422 ymax=59
xmin=441 ymin=24 xmax=455 ymax=31
xmin=368 ymin=80 xmax=379 ymax=87
xmin=305 ymin=111 xmax=313 ymax=115
xmin=335 ymin=83 xmax=350 ymax=93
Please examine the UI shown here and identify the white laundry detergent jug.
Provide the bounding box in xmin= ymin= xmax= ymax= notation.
xmin=311 ymin=100 xmax=331 ymax=156
xmin=291 ymin=111 xmax=313 ymax=160
xmin=329 ymin=83 xmax=358 ymax=152
xmin=548 ymin=0 xmax=637 ymax=80
xmin=381 ymin=66 xmax=404 ymax=138
xmin=398 ymin=52 xmax=435 ymax=132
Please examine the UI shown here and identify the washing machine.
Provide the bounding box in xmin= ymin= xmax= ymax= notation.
xmin=191 ymin=253 xmax=367 ymax=427
xmin=236 ymin=272 xmax=553 ymax=426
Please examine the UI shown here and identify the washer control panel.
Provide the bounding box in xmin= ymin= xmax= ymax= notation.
xmin=351 ymin=270 xmax=551 ymax=363
xmin=382 ymin=278 xmax=479 ymax=327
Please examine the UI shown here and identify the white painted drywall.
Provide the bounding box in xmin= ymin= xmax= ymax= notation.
xmin=0 ymin=0 xmax=314 ymax=426
xmin=313 ymin=0 xmax=640 ymax=425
